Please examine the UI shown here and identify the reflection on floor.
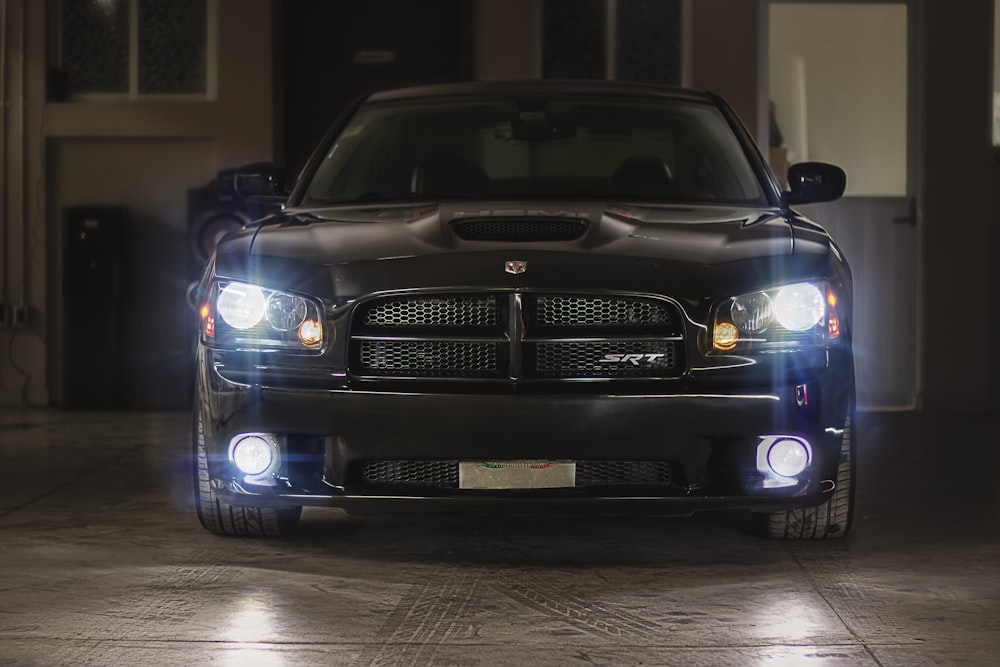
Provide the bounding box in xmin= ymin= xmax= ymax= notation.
xmin=0 ymin=408 xmax=997 ymax=665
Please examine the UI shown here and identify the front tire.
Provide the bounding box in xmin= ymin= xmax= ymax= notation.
xmin=756 ymin=406 xmax=856 ymax=539
xmin=193 ymin=403 xmax=302 ymax=537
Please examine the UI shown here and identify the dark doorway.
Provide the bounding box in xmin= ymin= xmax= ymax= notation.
xmin=278 ymin=1 xmax=475 ymax=179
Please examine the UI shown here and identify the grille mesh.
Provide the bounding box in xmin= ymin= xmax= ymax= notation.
xmin=363 ymin=295 xmax=498 ymax=329
xmin=453 ymin=218 xmax=587 ymax=242
xmin=359 ymin=340 xmax=499 ymax=377
xmin=533 ymin=341 xmax=676 ymax=377
xmin=363 ymin=460 xmax=458 ymax=487
xmin=576 ymin=461 xmax=673 ymax=486
xmin=535 ymin=295 xmax=673 ymax=329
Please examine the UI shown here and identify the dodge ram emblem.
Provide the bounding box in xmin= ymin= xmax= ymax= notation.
xmin=504 ymin=260 xmax=527 ymax=275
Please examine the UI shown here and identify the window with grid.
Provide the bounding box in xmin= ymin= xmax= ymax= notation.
xmin=54 ymin=0 xmax=214 ymax=99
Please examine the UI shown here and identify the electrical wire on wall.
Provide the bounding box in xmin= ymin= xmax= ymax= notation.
xmin=8 ymin=121 xmax=50 ymax=409
xmin=7 ymin=328 xmax=43 ymax=408
xmin=0 ymin=0 xmax=46 ymax=408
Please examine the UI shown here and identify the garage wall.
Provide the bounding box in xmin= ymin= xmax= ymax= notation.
xmin=48 ymin=138 xmax=217 ymax=408
xmin=0 ymin=0 xmax=276 ymax=407
xmin=919 ymin=0 xmax=998 ymax=412
xmin=476 ymin=0 xmax=540 ymax=81
xmin=689 ymin=0 xmax=761 ymax=141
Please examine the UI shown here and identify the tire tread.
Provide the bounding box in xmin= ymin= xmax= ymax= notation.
xmin=760 ymin=410 xmax=855 ymax=540
xmin=192 ymin=402 xmax=301 ymax=537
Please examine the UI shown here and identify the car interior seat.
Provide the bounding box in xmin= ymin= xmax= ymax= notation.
xmin=411 ymin=152 xmax=490 ymax=198
xmin=610 ymin=155 xmax=673 ymax=198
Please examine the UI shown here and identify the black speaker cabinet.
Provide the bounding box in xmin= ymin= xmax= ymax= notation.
xmin=62 ymin=206 xmax=130 ymax=409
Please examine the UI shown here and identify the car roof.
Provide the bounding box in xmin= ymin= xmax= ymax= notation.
xmin=365 ymin=80 xmax=718 ymax=105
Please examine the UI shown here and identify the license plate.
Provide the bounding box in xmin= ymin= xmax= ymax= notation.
xmin=459 ymin=460 xmax=576 ymax=489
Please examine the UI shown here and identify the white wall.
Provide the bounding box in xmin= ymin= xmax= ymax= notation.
xmin=994 ymin=0 xmax=1000 ymax=144
xmin=769 ymin=3 xmax=908 ymax=196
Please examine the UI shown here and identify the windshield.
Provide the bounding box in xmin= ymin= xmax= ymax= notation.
xmin=302 ymin=96 xmax=767 ymax=206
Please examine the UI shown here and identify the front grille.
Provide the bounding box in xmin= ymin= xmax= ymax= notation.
xmin=535 ymin=295 xmax=674 ymax=329
xmin=363 ymin=295 xmax=499 ymax=329
xmin=358 ymin=340 xmax=501 ymax=378
xmin=350 ymin=292 xmax=684 ymax=383
xmin=532 ymin=340 xmax=676 ymax=378
xmin=360 ymin=460 xmax=674 ymax=488
xmin=452 ymin=218 xmax=588 ymax=242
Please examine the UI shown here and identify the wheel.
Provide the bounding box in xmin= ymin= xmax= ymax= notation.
xmin=756 ymin=406 xmax=856 ymax=539
xmin=193 ymin=403 xmax=302 ymax=537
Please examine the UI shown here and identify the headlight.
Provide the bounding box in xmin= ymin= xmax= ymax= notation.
xmin=773 ymin=283 xmax=824 ymax=331
xmin=203 ymin=280 xmax=327 ymax=353
xmin=731 ymin=292 xmax=772 ymax=333
xmin=712 ymin=281 xmax=838 ymax=352
xmin=218 ymin=283 xmax=266 ymax=329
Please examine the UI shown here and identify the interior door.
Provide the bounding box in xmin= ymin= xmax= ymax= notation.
xmin=766 ymin=1 xmax=917 ymax=409
xmin=280 ymin=0 xmax=475 ymax=179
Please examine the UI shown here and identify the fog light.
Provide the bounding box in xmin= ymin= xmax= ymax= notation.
xmin=756 ymin=435 xmax=812 ymax=488
xmin=768 ymin=438 xmax=810 ymax=477
xmin=230 ymin=434 xmax=275 ymax=476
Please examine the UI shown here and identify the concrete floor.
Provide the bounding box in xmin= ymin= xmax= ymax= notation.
xmin=0 ymin=409 xmax=998 ymax=666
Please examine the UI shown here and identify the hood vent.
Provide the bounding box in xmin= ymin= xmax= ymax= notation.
xmin=452 ymin=217 xmax=588 ymax=242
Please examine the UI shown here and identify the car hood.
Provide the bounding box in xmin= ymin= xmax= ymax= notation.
xmin=213 ymin=202 xmax=835 ymax=303
xmin=247 ymin=202 xmax=794 ymax=265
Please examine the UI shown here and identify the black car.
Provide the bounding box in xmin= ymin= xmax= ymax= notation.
xmin=191 ymin=80 xmax=853 ymax=539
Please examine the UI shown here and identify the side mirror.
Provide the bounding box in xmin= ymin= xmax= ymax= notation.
xmin=245 ymin=195 xmax=287 ymax=219
xmin=232 ymin=162 xmax=287 ymax=197
xmin=785 ymin=162 xmax=847 ymax=205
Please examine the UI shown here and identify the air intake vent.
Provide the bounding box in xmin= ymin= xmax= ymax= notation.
xmin=452 ymin=217 xmax=588 ymax=242
xmin=359 ymin=460 xmax=676 ymax=489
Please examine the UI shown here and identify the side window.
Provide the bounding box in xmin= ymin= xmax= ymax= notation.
xmin=52 ymin=0 xmax=215 ymax=100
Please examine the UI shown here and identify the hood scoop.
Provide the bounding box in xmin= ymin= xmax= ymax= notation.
xmin=452 ymin=217 xmax=589 ymax=242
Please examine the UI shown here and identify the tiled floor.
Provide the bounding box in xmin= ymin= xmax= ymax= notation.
xmin=0 ymin=408 xmax=997 ymax=666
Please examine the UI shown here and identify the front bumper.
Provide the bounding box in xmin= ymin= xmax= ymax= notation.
xmin=198 ymin=351 xmax=853 ymax=516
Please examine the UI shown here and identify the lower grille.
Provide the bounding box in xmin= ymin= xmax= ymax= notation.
xmin=576 ymin=461 xmax=672 ymax=486
xmin=361 ymin=460 xmax=675 ymax=489
xmin=363 ymin=460 xmax=459 ymax=488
